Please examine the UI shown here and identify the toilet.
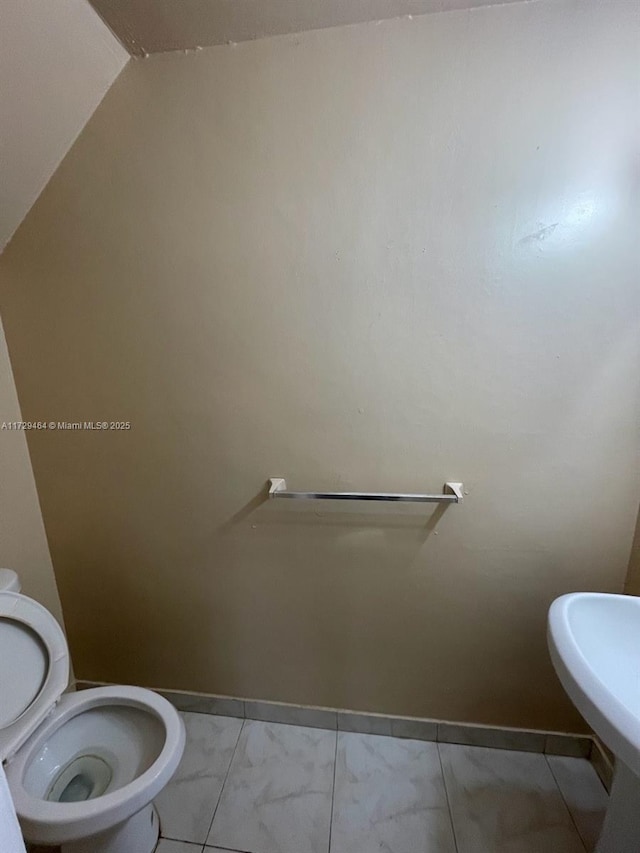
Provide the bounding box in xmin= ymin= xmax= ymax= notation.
xmin=0 ymin=570 xmax=185 ymax=853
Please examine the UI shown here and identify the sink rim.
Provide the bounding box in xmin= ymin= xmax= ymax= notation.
xmin=548 ymin=591 xmax=640 ymax=776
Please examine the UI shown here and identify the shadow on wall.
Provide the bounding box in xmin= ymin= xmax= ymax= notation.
xmin=218 ymin=482 xmax=450 ymax=535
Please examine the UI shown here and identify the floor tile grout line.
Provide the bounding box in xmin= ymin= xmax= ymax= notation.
xmin=436 ymin=743 xmax=460 ymax=853
xmin=202 ymin=717 xmax=247 ymax=848
xmin=544 ymin=754 xmax=589 ymax=853
xmin=200 ymin=845 xmax=252 ymax=853
xmin=158 ymin=712 xmax=246 ymax=847
xmin=326 ymin=728 xmax=339 ymax=853
xmin=161 ymin=833 xmax=207 ymax=843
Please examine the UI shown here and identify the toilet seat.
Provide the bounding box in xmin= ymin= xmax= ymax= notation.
xmin=0 ymin=592 xmax=69 ymax=762
xmin=6 ymin=686 xmax=184 ymax=845
xmin=1 ymin=591 xmax=186 ymax=851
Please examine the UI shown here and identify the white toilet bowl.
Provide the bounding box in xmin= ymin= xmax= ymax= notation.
xmin=0 ymin=591 xmax=185 ymax=853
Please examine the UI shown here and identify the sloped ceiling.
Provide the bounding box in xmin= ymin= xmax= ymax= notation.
xmin=0 ymin=0 xmax=128 ymax=252
xmin=88 ymin=0 xmax=525 ymax=56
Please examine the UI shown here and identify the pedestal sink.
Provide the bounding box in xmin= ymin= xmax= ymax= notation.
xmin=548 ymin=592 xmax=640 ymax=853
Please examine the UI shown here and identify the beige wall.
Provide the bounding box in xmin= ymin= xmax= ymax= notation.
xmin=0 ymin=319 xmax=64 ymax=623
xmin=624 ymin=511 xmax=640 ymax=596
xmin=1 ymin=0 xmax=638 ymax=732
xmin=0 ymin=0 xmax=128 ymax=250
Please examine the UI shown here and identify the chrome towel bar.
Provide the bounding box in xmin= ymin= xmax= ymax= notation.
xmin=268 ymin=479 xmax=464 ymax=504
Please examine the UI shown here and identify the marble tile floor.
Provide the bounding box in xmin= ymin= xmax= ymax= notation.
xmin=27 ymin=711 xmax=610 ymax=853
xmin=153 ymin=712 xmax=608 ymax=853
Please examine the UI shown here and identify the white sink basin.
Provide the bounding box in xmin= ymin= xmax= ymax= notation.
xmin=548 ymin=592 xmax=640 ymax=853
xmin=548 ymin=591 xmax=640 ymax=775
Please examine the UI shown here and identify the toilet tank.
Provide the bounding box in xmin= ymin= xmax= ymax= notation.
xmin=0 ymin=569 xmax=21 ymax=593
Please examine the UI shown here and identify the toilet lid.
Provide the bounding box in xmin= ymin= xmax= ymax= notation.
xmin=0 ymin=592 xmax=69 ymax=762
